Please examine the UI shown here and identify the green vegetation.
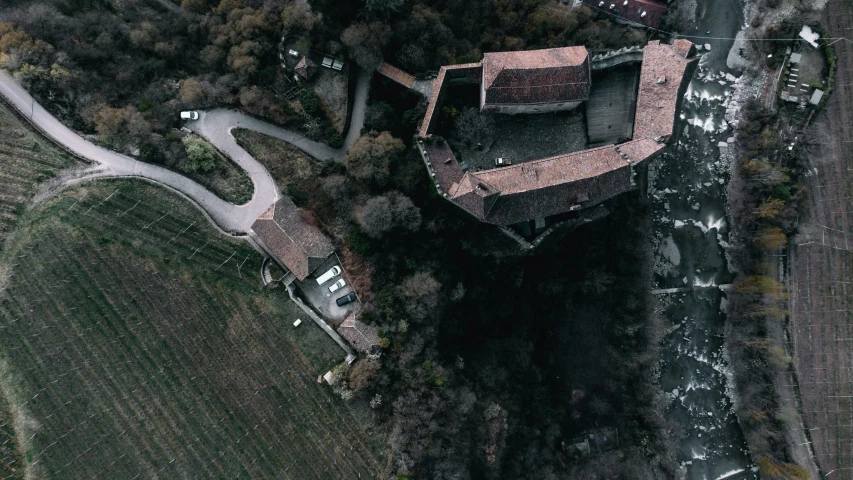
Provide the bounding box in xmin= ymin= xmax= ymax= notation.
xmin=180 ymin=136 xmax=218 ymax=173
xmin=297 ymin=89 xmax=343 ymax=147
xmin=232 ymin=128 xmax=326 ymax=191
xmin=0 ymin=102 xmax=81 ymax=247
xmin=0 ymin=180 xmax=383 ymax=478
xmin=0 ymin=373 xmax=23 ymax=480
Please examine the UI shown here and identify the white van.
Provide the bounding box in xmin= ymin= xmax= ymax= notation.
xmin=328 ymin=279 xmax=346 ymax=293
xmin=315 ymin=266 xmax=341 ymax=285
xmin=180 ymin=111 xmax=199 ymax=120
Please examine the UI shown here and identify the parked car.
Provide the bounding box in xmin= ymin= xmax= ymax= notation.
xmin=315 ymin=266 xmax=342 ymax=285
xmin=180 ymin=111 xmax=199 ymax=120
xmin=328 ymin=279 xmax=346 ymax=293
xmin=495 ymin=157 xmax=512 ymax=166
xmin=335 ymin=292 xmax=357 ymax=306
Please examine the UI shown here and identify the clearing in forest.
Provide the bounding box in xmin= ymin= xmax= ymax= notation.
xmin=0 ymin=180 xmax=385 ymax=478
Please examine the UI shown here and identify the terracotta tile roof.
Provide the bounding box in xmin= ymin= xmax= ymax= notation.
xmin=673 ymin=39 xmax=694 ymax=58
xmin=482 ymin=47 xmax=590 ymax=106
xmin=419 ymin=63 xmax=483 ymax=137
xmin=633 ymin=40 xmax=695 ymax=141
xmin=450 ymin=173 xmax=500 ymax=219
xmin=251 ymin=198 xmax=334 ymax=281
xmin=338 ymin=310 xmax=380 ymax=353
xmin=484 ymin=167 xmax=633 ymax=225
xmin=616 ymin=138 xmax=665 ymax=163
xmin=421 ymin=139 xmax=465 ymax=193
xmin=377 ymin=62 xmax=415 ymax=88
xmin=295 ymin=56 xmax=318 ymax=80
xmin=583 ymin=0 xmax=668 ymax=28
xmin=473 ymin=144 xmax=627 ymax=195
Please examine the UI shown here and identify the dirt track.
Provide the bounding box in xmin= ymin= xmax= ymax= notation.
xmin=788 ymin=0 xmax=853 ymax=477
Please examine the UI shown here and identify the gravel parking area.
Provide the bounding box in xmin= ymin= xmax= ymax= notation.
xmin=295 ymin=254 xmax=359 ymax=326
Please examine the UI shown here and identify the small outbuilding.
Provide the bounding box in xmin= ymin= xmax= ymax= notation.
xmin=809 ymin=89 xmax=824 ymax=105
xmin=295 ymin=56 xmax=318 ymax=80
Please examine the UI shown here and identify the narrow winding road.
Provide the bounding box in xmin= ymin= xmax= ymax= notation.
xmin=0 ymin=67 xmax=370 ymax=233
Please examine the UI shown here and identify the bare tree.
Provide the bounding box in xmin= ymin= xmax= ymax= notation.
xmin=340 ymin=22 xmax=390 ymax=70
xmin=452 ymin=107 xmax=494 ymax=148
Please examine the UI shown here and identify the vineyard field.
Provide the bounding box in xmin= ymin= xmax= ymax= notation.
xmin=0 ymin=180 xmax=384 ymax=479
xmin=0 ymin=101 xmax=80 ymax=249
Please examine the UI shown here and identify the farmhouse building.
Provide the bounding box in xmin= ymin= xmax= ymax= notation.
xmin=417 ymin=39 xmax=695 ymax=235
xmin=249 ymin=197 xmax=334 ymax=281
xmin=481 ymin=46 xmax=591 ymax=114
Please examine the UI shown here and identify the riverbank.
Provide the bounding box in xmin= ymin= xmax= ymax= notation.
xmin=648 ymin=0 xmax=759 ymax=476
xmin=722 ymin=0 xmax=827 ymax=477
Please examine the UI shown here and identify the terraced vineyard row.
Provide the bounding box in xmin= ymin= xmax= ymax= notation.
xmin=0 ymin=100 xmax=82 ymax=480
xmin=0 ymin=181 xmax=384 ymax=479
xmin=0 ymin=102 xmax=79 ymax=249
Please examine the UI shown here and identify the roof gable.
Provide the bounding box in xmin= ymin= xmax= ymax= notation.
xmin=633 ymin=40 xmax=695 ymax=140
xmin=482 ymin=47 xmax=591 ymax=106
xmin=251 ymin=198 xmax=334 ymax=280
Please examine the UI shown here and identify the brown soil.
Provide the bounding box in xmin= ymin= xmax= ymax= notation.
xmin=788 ymin=0 xmax=853 ymax=476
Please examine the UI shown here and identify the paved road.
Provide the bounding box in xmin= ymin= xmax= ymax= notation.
xmin=0 ymin=67 xmax=370 ymax=233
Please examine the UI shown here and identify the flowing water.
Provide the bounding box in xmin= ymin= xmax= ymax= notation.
xmin=650 ymin=0 xmax=757 ymax=478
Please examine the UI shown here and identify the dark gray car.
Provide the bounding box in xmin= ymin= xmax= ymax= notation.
xmin=335 ymin=292 xmax=357 ymax=306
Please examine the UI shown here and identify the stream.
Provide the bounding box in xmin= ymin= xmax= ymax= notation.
xmin=650 ymin=0 xmax=757 ymax=478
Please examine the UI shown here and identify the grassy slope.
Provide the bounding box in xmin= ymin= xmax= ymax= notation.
xmin=0 ymin=179 xmax=384 ymax=478
xmin=182 ymin=136 xmax=254 ymax=205
xmin=232 ymin=128 xmax=321 ymax=191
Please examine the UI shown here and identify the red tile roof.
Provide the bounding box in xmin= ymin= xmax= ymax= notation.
xmin=419 ymin=63 xmax=483 ymax=137
xmin=419 ymin=137 xmax=664 ymax=226
xmin=584 ymin=0 xmax=668 ymax=29
xmin=421 ymin=140 xmax=465 ymax=193
xmin=616 ymin=137 xmax=665 ymax=162
xmin=377 ymin=62 xmax=415 ymax=88
xmin=295 ymin=56 xmax=318 ymax=80
xmin=633 ymin=40 xmax=695 ymax=141
xmin=251 ymin=198 xmax=334 ymax=281
xmin=482 ymin=47 xmax=590 ymax=106
xmin=673 ymin=39 xmax=694 ymax=58
xmin=473 ymin=144 xmax=627 ymax=195
xmin=338 ymin=310 xmax=380 ymax=353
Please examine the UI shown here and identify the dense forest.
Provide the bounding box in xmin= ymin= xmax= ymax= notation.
xmin=0 ymin=0 xmax=679 ymax=477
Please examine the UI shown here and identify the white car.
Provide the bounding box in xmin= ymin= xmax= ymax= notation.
xmin=328 ymin=279 xmax=346 ymax=293
xmin=315 ymin=266 xmax=342 ymax=285
xmin=180 ymin=111 xmax=199 ymax=120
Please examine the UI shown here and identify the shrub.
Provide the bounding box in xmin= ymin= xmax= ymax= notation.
xmin=180 ymin=136 xmax=218 ymax=173
xmin=139 ymin=142 xmax=164 ymax=164
xmin=298 ymin=89 xmax=322 ymax=117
